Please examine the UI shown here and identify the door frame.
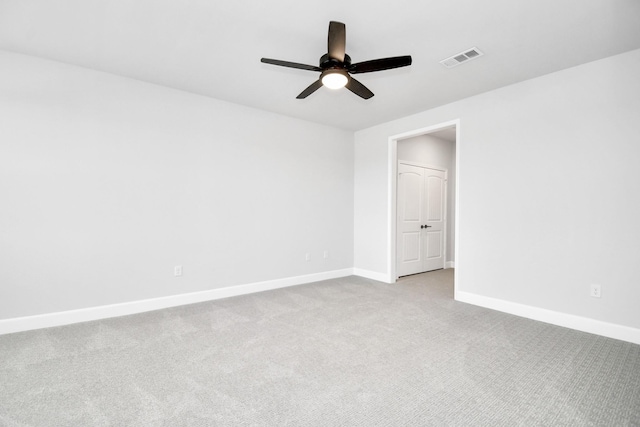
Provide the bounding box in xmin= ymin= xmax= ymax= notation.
xmin=387 ymin=119 xmax=460 ymax=287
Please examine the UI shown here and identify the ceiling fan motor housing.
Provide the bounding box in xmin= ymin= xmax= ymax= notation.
xmin=320 ymin=53 xmax=352 ymax=69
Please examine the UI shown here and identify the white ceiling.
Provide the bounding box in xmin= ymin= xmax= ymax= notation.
xmin=1 ymin=0 xmax=639 ymax=131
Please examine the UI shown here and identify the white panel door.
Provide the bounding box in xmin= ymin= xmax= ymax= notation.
xmin=423 ymin=169 xmax=446 ymax=272
xmin=397 ymin=164 xmax=425 ymax=277
xmin=397 ymin=163 xmax=446 ymax=277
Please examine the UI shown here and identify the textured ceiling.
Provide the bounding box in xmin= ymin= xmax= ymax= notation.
xmin=1 ymin=0 xmax=639 ymax=130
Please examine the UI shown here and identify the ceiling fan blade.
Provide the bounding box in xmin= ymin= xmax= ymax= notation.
xmin=296 ymin=79 xmax=323 ymax=99
xmin=327 ymin=21 xmax=346 ymax=62
xmin=261 ymin=58 xmax=322 ymax=72
xmin=349 ymin=55 xmax=412 ymax=74
xmin=345 ymin=77 xmax=374 ymax=99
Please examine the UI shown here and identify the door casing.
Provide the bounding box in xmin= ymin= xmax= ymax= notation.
xmin=387 ymin=119 xmax=460 ymax=288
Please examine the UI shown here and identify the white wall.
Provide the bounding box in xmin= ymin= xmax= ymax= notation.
xmin=0 ymin=51 xmax=354 ymax=320
xmin=4 ymin=46 xmax=640 ymax=342
xmin=354 ymin=49 xmax=640 ymax=335
xmin=398 ymin=134 xmax=454 ymax=170
xmin=397 ymin=134 xmax=456 ymax=264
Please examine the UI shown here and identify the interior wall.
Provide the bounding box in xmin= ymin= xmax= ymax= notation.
xmin=397 ymin=134 xmax=456 ymax=264
xmin=0 ymin=51 xmax=354 ymax=319
xmin=354 ymin=48 xmax=640 ymax=331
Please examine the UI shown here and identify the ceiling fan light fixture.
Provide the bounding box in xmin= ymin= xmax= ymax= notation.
xmin=261 ymin=21 xmax=411 ymax=99
xmin=321 ymin=70 xmax=348 ymax=89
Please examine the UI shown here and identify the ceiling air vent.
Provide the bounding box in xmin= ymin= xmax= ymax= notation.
xmin=440 ymin=47 xmax=484 ymax=68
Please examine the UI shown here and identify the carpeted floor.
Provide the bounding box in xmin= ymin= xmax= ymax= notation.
xmin=1 ymin=269 xmax=639 ymax=426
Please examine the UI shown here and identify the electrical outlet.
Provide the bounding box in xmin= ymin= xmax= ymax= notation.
xmin=590 ymin=284 xmax=601 ymax=298
xmin=174 ymin=265 xmax=183 ymax=277
xmin=305 ymin=253 xmax=311 ymax=262
xmin=323 ymin=250 xmax=329 ymax=259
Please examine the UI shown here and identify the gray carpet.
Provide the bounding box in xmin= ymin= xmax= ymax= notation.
xmin=1 ymin=269 xmax=639 ymax=426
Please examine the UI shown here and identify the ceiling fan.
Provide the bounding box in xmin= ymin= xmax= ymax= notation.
xmin=260 ymin=21 xmax=412 ymax=100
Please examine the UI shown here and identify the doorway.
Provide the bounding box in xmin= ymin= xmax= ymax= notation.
xmin=387 ymin=120 xmax=459 ymax=282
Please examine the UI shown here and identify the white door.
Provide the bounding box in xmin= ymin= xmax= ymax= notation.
xmin=397 ymin=163 xmax=446 ymax=277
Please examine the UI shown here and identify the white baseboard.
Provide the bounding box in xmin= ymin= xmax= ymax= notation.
xmin=0 ymin=268 xmax=354 ymax=336
xmin=352 ymin=268 xmax=392 ymax=283
xmin=16 ymin=270 xmax=634 ymax=345
xmin=445 ymin=261 xmax=455 ymax=269
xmin=455 ymin=290 xmax=640 ymax=345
